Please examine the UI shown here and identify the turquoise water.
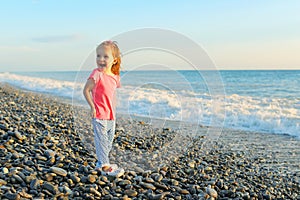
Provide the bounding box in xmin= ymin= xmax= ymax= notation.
xmin=12 ymin=70 xmax=299 ymax=99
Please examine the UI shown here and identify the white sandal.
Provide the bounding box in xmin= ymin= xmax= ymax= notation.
xmin=96 ymin=163 xmax=121 ymax=176
xmin=107 ymin=167 xmax=125 ymax=178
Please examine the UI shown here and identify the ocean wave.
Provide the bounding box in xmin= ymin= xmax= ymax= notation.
xmin=0 ymin=72 xmax=83 ymax=99
xmin=117 ymin=86 xmax=300 ymax=137
xmin=1 ymin=72 xmax=299 ymax=137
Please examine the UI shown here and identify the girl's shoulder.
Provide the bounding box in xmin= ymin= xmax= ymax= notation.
xmin=89 ymin=68 xmax=103 ymax=83
xmin=92 ymin=68 xmax=102 ymax=73
xmin=91 ymin=68 xmax=105 ymax=76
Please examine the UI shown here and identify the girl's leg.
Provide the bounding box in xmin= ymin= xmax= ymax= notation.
xmin=93 ymin=119 xmax=111 ymax=167
xmin=93 ymin=120 xmax=124 ymax=177
xmin=106 ymin=120 xmax=116 ymax=154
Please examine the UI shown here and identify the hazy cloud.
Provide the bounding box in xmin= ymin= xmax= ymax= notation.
xmin=32 ymin=34 xmax=84 ymax=43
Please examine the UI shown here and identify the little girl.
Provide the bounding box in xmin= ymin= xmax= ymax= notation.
xmin=83 ymin=40 xmax=124 ymax=177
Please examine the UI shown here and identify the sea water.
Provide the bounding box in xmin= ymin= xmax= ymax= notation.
xmin=0 ymin=70 xmax=299 ymax=137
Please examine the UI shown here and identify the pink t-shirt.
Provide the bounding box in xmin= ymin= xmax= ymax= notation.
xmin=88 ymin=68 xmax=121 ymax=120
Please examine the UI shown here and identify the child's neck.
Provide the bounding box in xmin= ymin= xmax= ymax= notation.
xmin=103 ymin=67 xmax=114 ymax=76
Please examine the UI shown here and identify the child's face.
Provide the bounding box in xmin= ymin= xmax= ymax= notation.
xmin=96 ymin=45 xmax=115 ymax=70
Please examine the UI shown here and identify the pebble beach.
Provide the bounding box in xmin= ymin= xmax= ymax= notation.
xmin=0 ymin=84 xmax=299 ymax=200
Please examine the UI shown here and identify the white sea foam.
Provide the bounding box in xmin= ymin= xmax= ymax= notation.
xmin=1 ymin=72 xmax=299 ymax=137
xmin=0 ymin=72 xmax=83 ymax=99
xmin=118 ymin=85 xmax=300 ymax=137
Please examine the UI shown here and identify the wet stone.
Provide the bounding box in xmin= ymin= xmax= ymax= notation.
xmin=155 ymin=174 xmax=163 ymax=182
xmin=36 ymin=154 xmax=47 ymax=161
xmin=43 ymin=182 xmax=57 ymax=194
xmin=206 ymin=185 xmax=218 ymax=198
xmin=0 ymin=179 xmax=7 ymax=186
xmin=145 ymin=177 xmax=155 ymax=183
xmin=30 ymin=178 xmax=40 ymax=190
xmin=14 ymin=131 xmax=23 ymax=140
xmin=119 ymin=180 xmax=132 ymax=186
xmin=12 ymin=174 xmax=24 ymax=183
xmin=45 ymin=149 xmax=56 ymax=158
xmin=2 ymin=167 xmax=9 ymax=174
xmin=0 ymin=123 xmax=8 ymax=131
xmin=140 ymin=182 xmax=156 ymax=190
xmin=171 ymin=179 xmax=179 ymax=186
xmin=4 ymin=192 xmax=20 ymax=200
xmin=18 ymin=190 xmax=33 ymax=199
xmin=50 ymin=166 xmax=67 ymax=176
xmin=180 ymin=189 xmax=190 ymax=194
xmin=88 ymin=174 xmax=96 ymax=183
xmin=70 ymin=174 xmax=80 ymax=183
xmin=124 ymin=189 xmax=138 ymax=197
xmin=149 ymin=192 xmax=169 ymax=200
xmin=134 ymin=166 xmax=145 ymax=174
xmin=90 ymin=187 xmax=101 ymax=197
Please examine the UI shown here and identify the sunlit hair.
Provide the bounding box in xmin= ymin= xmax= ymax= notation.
xmin=97 ymin=40 xmax=121 ymax=75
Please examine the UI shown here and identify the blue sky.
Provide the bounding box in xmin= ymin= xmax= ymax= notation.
xmin=0 ymin=0 xmax=299 ymax=71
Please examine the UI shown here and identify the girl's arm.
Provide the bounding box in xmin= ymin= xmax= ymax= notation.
xmin=83 ymin=79 xmax=96 ymax=118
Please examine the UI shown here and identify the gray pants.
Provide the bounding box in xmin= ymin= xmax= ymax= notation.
xmin=92 ymin=119 xmax=115 ymax=167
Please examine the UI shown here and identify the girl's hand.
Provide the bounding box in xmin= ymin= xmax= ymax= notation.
xmin=91 ymin=108 xmax=96 ymax=118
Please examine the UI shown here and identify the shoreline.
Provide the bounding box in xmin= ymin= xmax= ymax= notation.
xmin=0 ymin=83 xmax=299 ymax=199
xmin=16 ymin=83 xmax=300 ymax=140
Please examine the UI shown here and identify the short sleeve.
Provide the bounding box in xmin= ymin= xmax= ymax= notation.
xmin=88 ymin=69 xmax=101 ymax=83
